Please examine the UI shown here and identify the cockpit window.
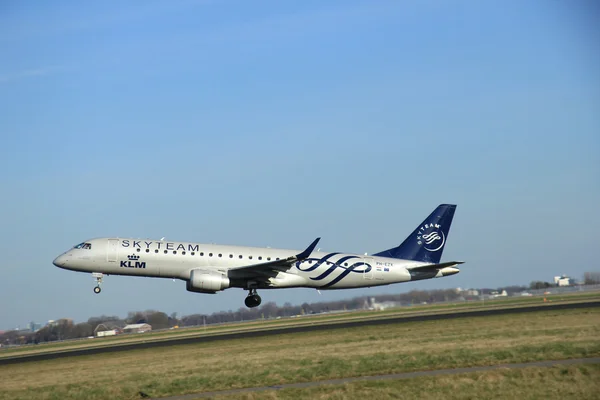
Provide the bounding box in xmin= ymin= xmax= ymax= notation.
xmin=74 ymin=242 xmax=92 ymax=250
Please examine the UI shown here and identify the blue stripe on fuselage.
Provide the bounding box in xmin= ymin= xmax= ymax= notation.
xmin=296 ymin=253 xmax=372 ymax=288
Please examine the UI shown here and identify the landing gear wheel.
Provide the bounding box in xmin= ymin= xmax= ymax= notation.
xmin=92 ymin=272 xmax=104 ymax=294
xmin=244 ymin=293 xmax=262 ymax=308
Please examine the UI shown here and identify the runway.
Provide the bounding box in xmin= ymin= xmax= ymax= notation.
xmin=1 ymin=300 xmax=598 ymax=366
xmin=156 ymin=357 xmax=600 ymax=399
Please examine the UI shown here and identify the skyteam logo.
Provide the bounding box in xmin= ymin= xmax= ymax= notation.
xmin=417 ymin=223 xmax=445 ymax=252
xmin=296 ymin=253 xmax=372 ymax=288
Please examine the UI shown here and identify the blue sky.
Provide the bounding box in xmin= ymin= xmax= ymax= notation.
xmin=0 ymin=1 xmax=598 ymax=330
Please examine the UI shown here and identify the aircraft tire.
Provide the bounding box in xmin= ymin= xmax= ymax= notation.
xmin=244 ymin=294 xmax=261 ymax=308
xmin=93 ymin=286 xmax=101 ymax=294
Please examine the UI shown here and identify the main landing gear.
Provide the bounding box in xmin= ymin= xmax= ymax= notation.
xmin=245 ymin=289 xmax=262 ymax=308
xmin=92 ymin=272 xmax=103 ymax=294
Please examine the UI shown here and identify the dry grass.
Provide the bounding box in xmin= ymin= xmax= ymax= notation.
xmin=0 ymin=308 xmax=598 ymax=400
xmin=213 ymin=364 xmax=600 ymax=400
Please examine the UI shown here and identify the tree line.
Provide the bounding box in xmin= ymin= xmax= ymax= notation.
xmin=2 ymin=274 xmax=598 ymax=346
xmin=0 ymin=288 xmax=508 ymax=346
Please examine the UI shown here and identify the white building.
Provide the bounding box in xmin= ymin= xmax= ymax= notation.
xmin=96 ymin=329 xmax=117 ymax=337
xmin=554 ymin=276 xmax=574 ymax=286
xmin=367 ymin=297 xmax=400 ymax=311
xmin=123 ymin=323 xmax=152 ymax=333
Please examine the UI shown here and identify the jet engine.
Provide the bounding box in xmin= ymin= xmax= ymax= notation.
xmin=186 ymin=269 xmax=230 ymax=293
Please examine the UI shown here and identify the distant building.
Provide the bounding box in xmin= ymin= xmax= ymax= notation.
xmin=47 ymin=318 xmax=73 ymax=327
xmin=95 ymin=329 xmax=118 ymax=337
xmin=123 ymin=323 xmax=152 ymax=333
xmin=554 ymin=276 xmax=574 ymax=287
xmin=367 ymin=297 xmax=400 ymax=311
xmin=93 ymin=323 xmax=122 ymax=337
xmin=29 ymin=322 xmax=43 ymax=332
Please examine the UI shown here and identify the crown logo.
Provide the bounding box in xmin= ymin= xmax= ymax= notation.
xmin=128 ymin=254 xmax=140 ymax=260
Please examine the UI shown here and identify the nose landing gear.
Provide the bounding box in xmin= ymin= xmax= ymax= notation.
xmin=92 ymin=272 xmax=103 ymax=294
xmin=244 ymin=288 xmax=262 ymax=308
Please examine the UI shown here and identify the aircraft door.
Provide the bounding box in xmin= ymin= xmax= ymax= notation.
xmin=107 ymin=239 xmax=119 ymax=262
xmin=363 ymin=257 xmax=374 ymax=280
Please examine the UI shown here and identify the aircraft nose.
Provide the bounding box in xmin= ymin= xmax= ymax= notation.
xmin=53 ymin=254 xmax=69 ymax=268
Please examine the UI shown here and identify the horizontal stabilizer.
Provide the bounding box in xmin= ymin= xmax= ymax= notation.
xmin=406 ymin=261 xmax=464 ymax=271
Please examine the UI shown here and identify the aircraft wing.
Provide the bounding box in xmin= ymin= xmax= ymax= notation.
xmin=227 ymin=237 xmax=320 ymax=279
xmin=406 ymin=261 xmax=464 ymax=271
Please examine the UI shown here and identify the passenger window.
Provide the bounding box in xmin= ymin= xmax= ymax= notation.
xmin=155 ymin=249 xmax=158 ymax=253
xmin=218 ymin=254 xmax=222 ymax=257
xmin=164 ymin=250 xmax=168 ymax=254
xmin=239 ymin=255 xmax=243 ymax=259
xmin=258 ymin=256 xmax=262 ymax=260
xmin=209 ymin=253 xmax=213 ymax=257
xmin=267 ymin=257 xmax=271 ymax=261
xmin=229 ymin=254 xmax=233 ymax=258
xmin=173 ymin=251 xmax=177 ymax=254
xmin=146 ymin=249 xmax=150 ymax=253
xmin=200 ymin=252 xmax=204 ymax=256
xmin=191 ymin=252 xmax=195 ymax=256
xmin=137 ymin=248 xmax=141 ymax=252
xmin=182 ymin=251 xmax=186 ymax=255
xmin=276 ymin=258 xmax=280 ymax=261
xmin=344 ymin=263 xmax=348 ymax=266
xmin=249 ymin=256 xmax=253 ymax=260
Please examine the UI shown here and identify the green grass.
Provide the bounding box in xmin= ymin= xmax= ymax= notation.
xmin=211 ymin=364 xmax=600 ymax=400
xmin=0 ymin=307 xmax=598 ymax=400
xmin=2 ymin=289 xmax=598 ymax=359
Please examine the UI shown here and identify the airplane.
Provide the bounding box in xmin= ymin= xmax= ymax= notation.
xmin=53 ymin=204 xmax=463 ymax=308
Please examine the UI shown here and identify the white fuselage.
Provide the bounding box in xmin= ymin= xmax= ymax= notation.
xmin=53 ymin=237 xmax=434 ymax=290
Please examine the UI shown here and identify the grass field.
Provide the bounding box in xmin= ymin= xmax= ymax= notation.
xmin=2 ymin=290 xmax=598 ymax=359
xmin=1 ymin=306 xmax=598 ymax=400
xmin=211 ymin=364 xmax=600 ymax=400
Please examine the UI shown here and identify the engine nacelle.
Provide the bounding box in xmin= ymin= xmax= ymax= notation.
xmin=186 ymin=269 xmax=230 ymax=293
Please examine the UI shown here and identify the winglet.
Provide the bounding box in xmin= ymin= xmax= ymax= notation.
xmin=296 ymin=237 xmax=320 ymax=260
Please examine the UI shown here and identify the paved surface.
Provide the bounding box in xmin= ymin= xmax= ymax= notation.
xmin=1 ymin=301 xmax=598 ymax=365
xmin=155 ymin=357 xmax=600 ymax=399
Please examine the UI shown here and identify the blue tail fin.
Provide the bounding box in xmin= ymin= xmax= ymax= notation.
xmin=373 ymin=204 xmax=457 ymax=263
